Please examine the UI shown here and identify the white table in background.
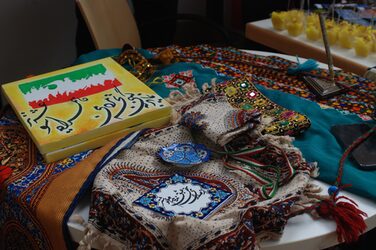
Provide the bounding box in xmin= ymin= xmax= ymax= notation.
xmin=245 ymin=19 xmax=376 ymax=76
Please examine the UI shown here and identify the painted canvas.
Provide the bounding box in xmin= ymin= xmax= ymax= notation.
xmin=2 ymin=58 xmax=171 ymax=159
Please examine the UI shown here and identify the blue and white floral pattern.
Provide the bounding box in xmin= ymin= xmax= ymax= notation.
xmin=134 ymin=174 xmax=232 ymax=219
xmin=157 ymin=143 xmax=211 ymax=167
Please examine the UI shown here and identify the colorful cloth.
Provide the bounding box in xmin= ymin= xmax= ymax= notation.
xmin=76 ymin=45 xmax=376 ymax=200
xmin=0 ymin=109 xmax=142 ymax=249
xmin=79 ymin=95 xmax=318 ymax=249
xmin=76 ymin=45 xmax=375 ymax=119
xmin=0 ymin=110 xmax=92 ymax=249
xmin=1 ymin=44 xmax=374 ymax=250
xmin=215 ymin=77 xmax=311 ymax=136
xmin=178 ymin=94 xmax=262 ymax=146
xmin=150 ymin=45 xmax=375 ymax=120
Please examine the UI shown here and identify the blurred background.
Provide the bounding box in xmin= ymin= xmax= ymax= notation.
xmin=0 ymin=0 xmax=375 ymax=98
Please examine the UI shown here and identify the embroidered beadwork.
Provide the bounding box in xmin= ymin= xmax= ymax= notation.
xmin=150 ymin=45 xmax=375 ymax=120
xmin=216 ymin=77 xmax=311 ymax=136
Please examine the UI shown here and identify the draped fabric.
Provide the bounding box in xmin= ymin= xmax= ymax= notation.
xmin=0 ymin=45 xmax=375 ymax=249
xmin=79 ymin=92 xmax=318 ymax=249
xmin=76 ymin=45 xmax=376 ymax=200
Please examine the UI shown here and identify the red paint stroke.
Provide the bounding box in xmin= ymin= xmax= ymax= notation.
xmin=0 ymin=165 xmax=13 ymax=185
xmin=28 ymin=79 xmax=122 ymax=108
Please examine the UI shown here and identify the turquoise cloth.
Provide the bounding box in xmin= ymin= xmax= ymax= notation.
xmin=75 ymin=49 xmax=121 ymax=64
xmin=76 ymin=49 xmax=376 ymax=200
xmin=258 ymin=85 xmax=376 ymax=200
xmin=145 ymin=62 xmax=231 ymax=98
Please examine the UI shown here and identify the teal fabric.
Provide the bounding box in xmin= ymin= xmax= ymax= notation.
xmin=145 ymin=62 xmax=231 ymax=98
xmin=76 ymin=49 xmax=376 ymax=200
xmin=257 ymin=85 xmax=376 ymax=200
xmin=75 ymin=49 xmax=121 ymax=64
xmin=76 ymin=49 xmax=231 ymax=99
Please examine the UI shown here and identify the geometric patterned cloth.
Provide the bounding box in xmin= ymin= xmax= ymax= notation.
xmin=79 ymin=92 xmax=318 ymax=249
xmin=0 ymin=110 xmax=92 ymax=249
xmin=149 ymin=45 xmax=375 ymax=120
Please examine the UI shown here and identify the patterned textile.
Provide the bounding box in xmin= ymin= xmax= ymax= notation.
xmin=0 ymin=108 xmax=143 ymax=249
xmin=75 ymin=45 xmax=376 ymax=198
xmin=0 ymin=110 xmax=92 ymax=249
xmin=178 ymin=94 xmax=262 ymax=146
xmin=215 ymin=77 xmax=311 ymax=136
xmin=149 ymin=45 xmax=376 ymax=120
xmin=79 ymin=93 xmax=318 ymax=249
xmin=115 ymin=50 xmax=311 ymax=137
xmin=1 ymin=44 xmax=373 ymax=249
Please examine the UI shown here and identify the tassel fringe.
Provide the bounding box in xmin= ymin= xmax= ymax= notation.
xmin=316 ymin=193 xmax=367 ymax=244
xmin=78 ymin=224 xmax=126 ymax=250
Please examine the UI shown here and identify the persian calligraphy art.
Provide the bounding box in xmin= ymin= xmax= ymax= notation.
xmin=134 ymin=174 xmax=232 ymax=219
xmin=2 ymin=58 xmax=171 ymax=158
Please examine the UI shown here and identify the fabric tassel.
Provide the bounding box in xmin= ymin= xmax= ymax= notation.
xmin=314 ymin=125 xmax=375 ymax=243
xmin=222 ymin=145 xmax=296 ymax=200
xmin=287 ymin=58 xmax=319 ymax=75
xmin=316 ymin=188 xmax=367 ymax=244
xmin=313 ymin=129 xmax=370 ymax=244
xmin=289 ymin=126 xmax=375 ymax=244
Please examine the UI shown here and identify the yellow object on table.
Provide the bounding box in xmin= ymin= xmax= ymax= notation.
xmin=354 ymin=36 xmax=373 ymax=57
xmin=326 ymin=21 xmax=339 ymax=45
xmin=306 ymin=13 xmax=319 ymax=27
xmin=271 ymin=11 xmax=287 ymax=31
xmin=270 ymin=10 xmax=375 ymax=59
xmin=338 ymin=24 xmax=354 ymax=49
xmin=1 ymin=57 xmax=172 ymax=162
xmin=306 ymin=24 xmax=321 ymax=41
xmin=286 ymin=21 xmax=304 ymax=36
xmin=285 ymin=10 xmax=305 ymax=37
xmin=371 ymin=31 xmax=376 ymax=52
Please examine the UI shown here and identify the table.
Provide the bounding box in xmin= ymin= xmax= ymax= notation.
xmin=68 ymin=50 xmax=376 ymax=250
xmin=245 ymin=19 xmax=376 ymax=76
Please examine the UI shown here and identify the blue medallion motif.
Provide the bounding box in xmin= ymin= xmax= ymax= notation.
xmin=157 ymin=143 xmax=211 ymax=167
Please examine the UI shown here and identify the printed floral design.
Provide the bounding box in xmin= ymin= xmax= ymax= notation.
xmin=0 ymin=109 xmax=92 ymax=249
xmin=223 ymin=109 xmax=260 ymax=131
xmin=180 ymin=111 xmax=208 ymax=130
xmin=157 ymin=143 xmax=211 ymax=166
xmin=162 ymin=70 xmax=196 ymax=89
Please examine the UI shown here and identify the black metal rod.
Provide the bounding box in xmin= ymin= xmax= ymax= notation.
xmin=318 ymin=12 xmax=335 ymax=83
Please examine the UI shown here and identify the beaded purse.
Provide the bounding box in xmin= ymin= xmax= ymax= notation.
xmin=215 ymin=76 xmax=311 ymax=136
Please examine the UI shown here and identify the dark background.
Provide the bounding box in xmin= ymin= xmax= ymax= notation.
xmin=76 ymin=0 xmax=343 ymax=57
xmin=76 ymin=0 xmax=291 ymax=55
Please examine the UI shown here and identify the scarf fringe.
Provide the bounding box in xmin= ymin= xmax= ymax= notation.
xmin=70 ymin=213 xmax=126 ymax=250
xmin=255 ymin=231 xmax=281 ymax=249
xmin=290 ymin=181 xmax=323 ymax=215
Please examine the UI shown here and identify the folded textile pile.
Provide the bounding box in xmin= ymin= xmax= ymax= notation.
xmin=78 ymin=88 xmax=319 ymax=249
